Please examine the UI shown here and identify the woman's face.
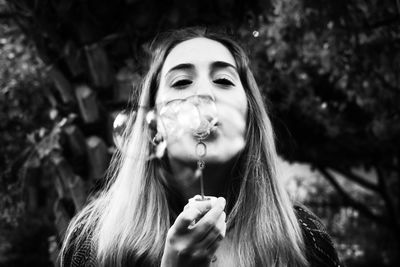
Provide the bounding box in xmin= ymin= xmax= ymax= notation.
xmin=155 ymin=37 xmax=248 ymax=164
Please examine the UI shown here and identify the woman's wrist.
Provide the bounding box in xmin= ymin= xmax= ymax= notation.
xmin=160 ymin=245 xmax=177 ymax=267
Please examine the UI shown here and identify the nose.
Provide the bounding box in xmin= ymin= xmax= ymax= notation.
xmin=194 ymin=76 xmax=216 ymax=101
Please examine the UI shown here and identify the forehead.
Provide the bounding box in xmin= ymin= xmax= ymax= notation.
xmin=161 ymin=38 xmax=237 ymax=73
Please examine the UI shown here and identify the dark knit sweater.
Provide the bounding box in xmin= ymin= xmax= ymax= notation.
xmin=61 ymin=206 xmax=342 ymax=267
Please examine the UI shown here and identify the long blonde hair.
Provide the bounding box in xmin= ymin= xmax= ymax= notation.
xmin=60 ymin=27 xmax=308 ymax=267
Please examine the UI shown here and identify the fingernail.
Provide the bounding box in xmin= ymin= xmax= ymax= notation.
xmin=218 ymin=197 xmax=226 ymax=208
xmin=189 ymin=195 xmax=201 ymax=203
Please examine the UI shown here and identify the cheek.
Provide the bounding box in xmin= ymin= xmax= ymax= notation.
xmin=217 ymin=89 xmax=248 ymax=137
xmin=219 ymin=110 xmax=246 ymax=138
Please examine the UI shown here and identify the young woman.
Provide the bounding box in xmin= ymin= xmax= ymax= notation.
xmin=60 ymin=27 xmax=341 ymax=267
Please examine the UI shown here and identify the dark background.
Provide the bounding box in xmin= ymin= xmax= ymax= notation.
xmin=0 ymin=0 xmax=399 ymax=266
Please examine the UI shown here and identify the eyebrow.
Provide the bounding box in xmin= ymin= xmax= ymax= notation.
xmin=211 ymin=61 xmax=237 ymax=71
xmin=166 ymin=63 xmax=194 ymax=75
xmin=166 ymin=61 xmax=238 ymax=75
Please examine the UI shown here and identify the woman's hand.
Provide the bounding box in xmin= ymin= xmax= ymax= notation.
xmin=161 ymin=196 xmax=226 ymax=267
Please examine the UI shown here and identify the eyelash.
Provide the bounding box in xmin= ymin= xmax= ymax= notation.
xmin=213 ymin=78 xmax=235 ymax=86
xmin=171 ymin=78 xmax=235 ymax=88
xmin=171 ymin=79 xmax=192 ymax=88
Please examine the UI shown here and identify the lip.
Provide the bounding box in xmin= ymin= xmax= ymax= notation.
xmin=202 ymin=124 xmax=220 ymax=142
xmin=191 ymin=118 xmax=220 ymax=139
xmin=205 ymin=132 xmax=218 ymax=142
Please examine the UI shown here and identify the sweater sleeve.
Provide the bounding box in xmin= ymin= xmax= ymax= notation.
xmin=61 ymin=219 xmax=98 ymax=267
xmin=294 ymin=205 xmax=342 ymax=267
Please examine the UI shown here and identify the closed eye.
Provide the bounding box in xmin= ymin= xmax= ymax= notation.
xmin=214 ymin=78 xmax=235 ymax=86
xmin=171 ymin=79 xmax=192 ymax=88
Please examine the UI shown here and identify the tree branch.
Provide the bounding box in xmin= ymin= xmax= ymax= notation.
xmin=376 ymin=165 xmax=400 ymax=230
xmin=317 ymin=166 xmax=388 ymax=226
xmin=329 ymin=166 xmax=380 ymax=192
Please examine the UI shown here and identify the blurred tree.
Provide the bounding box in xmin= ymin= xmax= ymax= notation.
xmin=245 ymin=0 xmax=400 ymax=264
xmin=1 ymin=0 xmax=399 ymax=266
xmin=0 ymin=2 xmax=56 ymax=266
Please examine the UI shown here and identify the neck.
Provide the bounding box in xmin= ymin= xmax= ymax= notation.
xmin=167 ymin=156 xmax=234 ymax=202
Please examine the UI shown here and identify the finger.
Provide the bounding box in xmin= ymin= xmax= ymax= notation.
xmin=196 ymin=211 xmax=226 ymax=248
xmin=195 ymin=228 xmax=223 ymax=255
xmin=193 ymin=237 xmax=222 ymax=264
xmin=188 ymin=195 xmax=201 ymax=204
xmin=174 ymin=201 xmax=213 ymax=230
xmin=191 ymin=198 xmax=226 ymax=239
xmin=216 ymin=211 xmax=226 ymax=238
xmin=207 ymin=235 xmax=223 ymax=255
xmin=184 ymin=197 xmax=213 ymax=211
xmin=189 ymin=195 xmax=217 ymax=204
xmin=196 ymin=197 xmax=225 ymax=227
xmin=183 ymin=199 xmax=213 ymax=215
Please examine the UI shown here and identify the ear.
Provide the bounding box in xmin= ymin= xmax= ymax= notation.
xmin=112 ymin=109 xmax=131 ymax=150
xmin=146 ymin=109 xmax=168 ymax=160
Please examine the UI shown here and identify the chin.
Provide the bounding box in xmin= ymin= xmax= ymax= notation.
xmin=206 ymin=137 xmax=245 ymax=160
xmin=203 ymin=150 xmax=242 ymax=164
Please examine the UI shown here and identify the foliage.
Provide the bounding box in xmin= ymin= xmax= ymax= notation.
xmin=0 ymin=14 xmax=50 ymax=226
xmin=241 ymin=1 xmax=400 ymax=264
xmin=252 ymin=0 xmax=400 ymax=170
xmin=0 ymin=215 xmax=53 ymax=267
xmin=0 ymin=4 xmax=61 ymax=266
xmin=1 ymin=0 xmax=399 ymax=266
xmin=288 ymin=170 xmax=398 ymax=265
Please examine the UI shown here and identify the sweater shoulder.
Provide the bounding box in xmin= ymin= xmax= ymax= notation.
xmin=60 ymin=214 xmax=98 ymax=267
xmin=294 ymin=205 xmax=342 ymax=267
